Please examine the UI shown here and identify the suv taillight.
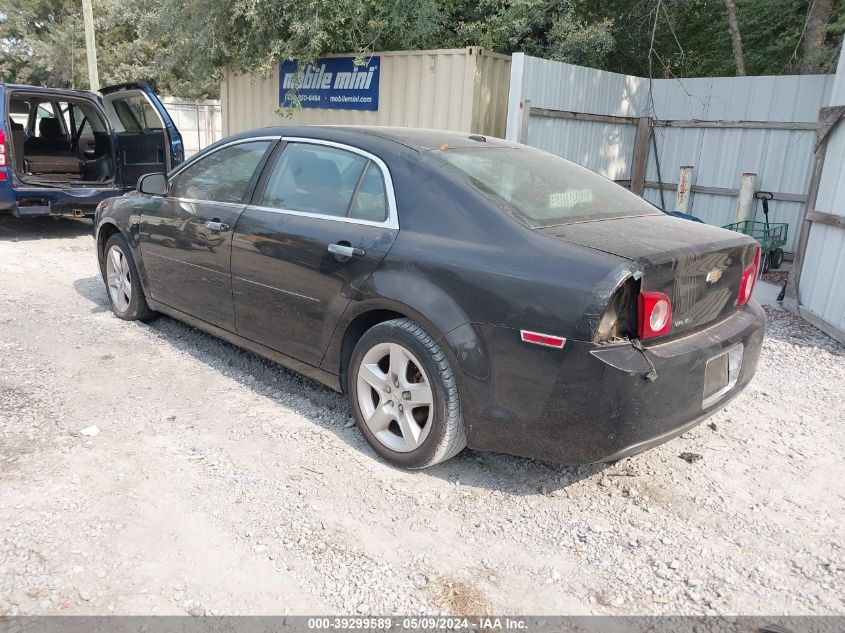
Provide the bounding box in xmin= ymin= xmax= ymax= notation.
xmin=638 ymin=291 xmax=672 ymax=339
xmin=0 ymin=129 xmax=7 ymax=181
xmin=737 ymin=246 xmax=761 ymax=306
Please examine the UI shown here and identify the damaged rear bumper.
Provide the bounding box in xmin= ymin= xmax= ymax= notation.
xmin=448 ymin=301 xmax=766 ymax=464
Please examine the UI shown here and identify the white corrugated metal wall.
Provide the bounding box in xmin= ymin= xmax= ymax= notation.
xmin=505 ymin=55 xmax=643 ymax=181
xmin=644 ymin=74 xmax=832 ymax=251
xmin=506 ymin=54 xmax=834 ymax=252
xmin=221 ymin=48 xmax=510 ymax=138
xmin=797 ymin=52 xmax=845 ymax=339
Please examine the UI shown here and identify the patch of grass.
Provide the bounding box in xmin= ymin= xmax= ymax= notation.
xmin=426 ymin=575 xmax=490 ymax=615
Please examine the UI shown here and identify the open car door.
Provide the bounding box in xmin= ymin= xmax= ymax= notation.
xmin=100 ymin=83 xmax=184 ymax=187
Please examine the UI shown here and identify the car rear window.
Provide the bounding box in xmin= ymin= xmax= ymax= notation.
xmin=433 ymin=146 xmax=661 ymax=226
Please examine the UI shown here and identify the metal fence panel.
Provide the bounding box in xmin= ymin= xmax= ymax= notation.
xmin=528 ymin=117 xmax=636 ymax=180
xmin=508 ymin=55 xmax=834 ymax=254
xmin=800 ymin=223 xmax=845 ymax=332
xmin=797 ymin=52 xmax=845 ymax=336
xmin=645 ymin=126 xmax=817 ymax=250
xmin=515 ymin=53 xmax=646 ymax=116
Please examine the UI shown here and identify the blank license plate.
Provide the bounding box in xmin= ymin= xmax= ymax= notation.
xmin=702 ymin=344 xmax=743 ymax=408
xmin=704 ymin=353 xmax=729 ymax=399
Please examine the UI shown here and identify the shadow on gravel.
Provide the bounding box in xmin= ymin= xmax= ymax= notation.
xmin=73 ymin=272 xmax=605 ymax=496
xmin=73 ymin=275 xmax=111 ymax=314
xmin=0 ymin=215 xmax=93 ymax=241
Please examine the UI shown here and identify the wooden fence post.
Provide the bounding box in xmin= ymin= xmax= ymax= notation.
xmin=785 ymin=105 xmax=844 ymax=305
xmin=630 ymin=117 xmax=652 ymax=196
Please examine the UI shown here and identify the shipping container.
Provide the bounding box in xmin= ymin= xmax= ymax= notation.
xmin=221 ymin=47 xmax=511 ymax=138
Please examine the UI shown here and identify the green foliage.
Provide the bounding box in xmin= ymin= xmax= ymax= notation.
xmin=579 ymin=0 xmax=843 ymax=77
xmin=0 ymin=0 xmax=842 ymax=99
xmin=440 ymin=0 xmax=614 ymax=66
xmin=0 ymin=0 xmax=219 ymax=97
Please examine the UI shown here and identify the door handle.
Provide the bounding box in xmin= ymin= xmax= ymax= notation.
xmin=328 ymin=243 xmax=365 ymax=258
xmin=204 ymin=220 xmax=229 ymax=231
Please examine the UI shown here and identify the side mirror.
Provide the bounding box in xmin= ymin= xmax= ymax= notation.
xmin=137 ymin=172 xmax=168 ymax=196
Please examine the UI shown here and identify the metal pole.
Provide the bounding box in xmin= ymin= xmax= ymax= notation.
xmin=630 ymin=117 xmax=653 ymax=195
xmin=197 ymin=103 xmax=202 ymax=153
xmin=675 ymin=166 xmax=695 ymax=213
xmin=734 ymin=172 xmax=757 ymax=223
xmin=81 ymin=0 xmax=99 ymax=91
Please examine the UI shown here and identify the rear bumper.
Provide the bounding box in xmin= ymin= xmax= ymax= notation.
xmin=2 ymin=184 xmax=125 ymax=217
xmin=448 ymin=301 xmax=766 ymax=464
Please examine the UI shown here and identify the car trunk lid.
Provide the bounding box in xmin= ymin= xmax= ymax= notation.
xmin=537 ymin=214 xmax=758 ymax=337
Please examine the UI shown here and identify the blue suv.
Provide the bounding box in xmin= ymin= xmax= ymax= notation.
xmin=1 ymin=82 xmax=183 ymax=217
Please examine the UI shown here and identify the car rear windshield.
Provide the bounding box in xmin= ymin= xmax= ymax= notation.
xmin=434 ymin=146 xmax=661 ymax=227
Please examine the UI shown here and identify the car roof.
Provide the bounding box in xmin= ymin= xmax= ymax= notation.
xmin=0 ymin=83 xmax=99 ymax=100
xmin=227 ymin=125 xmax=520 ymax=152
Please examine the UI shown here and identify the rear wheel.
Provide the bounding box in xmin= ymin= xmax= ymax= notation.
xmin=102 ymin=233 xmax=155 ymax=321
xmin=348 ymin=318 xmax=465 ymax=469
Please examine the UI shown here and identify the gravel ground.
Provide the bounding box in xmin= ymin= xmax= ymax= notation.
xmin=0 ymin=216 xmax=843 ymax=616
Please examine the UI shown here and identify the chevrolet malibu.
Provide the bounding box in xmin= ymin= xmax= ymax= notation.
xmin=94 ymin=127 xmax=765 ymax=469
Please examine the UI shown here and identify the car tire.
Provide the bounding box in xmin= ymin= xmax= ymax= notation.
xmin=348 ymin=318 xmax=466 ymax=469
xmin=101 ymin=233 xmax=155 ymax=322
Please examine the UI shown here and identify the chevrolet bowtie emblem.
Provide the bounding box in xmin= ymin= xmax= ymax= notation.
xmin=706 ymin=269 xmax=723 ymax=284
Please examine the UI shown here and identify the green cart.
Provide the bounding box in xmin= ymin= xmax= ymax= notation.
xmin=722 ymin=191 xmax=788 ymax=272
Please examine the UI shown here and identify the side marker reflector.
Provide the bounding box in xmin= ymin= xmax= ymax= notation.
xmin=520 ymin=330 xmax=566 ymax=349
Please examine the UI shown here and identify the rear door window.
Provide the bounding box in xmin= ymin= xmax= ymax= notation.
xmin=32 ymin=103 xmax=58 ymax=136
xmin=261 ymin=142 xmax=387 ymax=222
xmin=9 ymin=101 xmax=29 ymax=127
xmin=170 ymin=141 xmax=272 ymax=203
xmin=111 ymin=95 xmax=164 ymax=131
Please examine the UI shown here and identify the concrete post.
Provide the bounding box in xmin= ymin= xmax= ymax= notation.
xmin=518 ymin=100 xmax=531 ymax=144
xmin=675 ymin=166 xmax=695 ymax=213
xmin=734 ymin=172 xmax=758 ymax=223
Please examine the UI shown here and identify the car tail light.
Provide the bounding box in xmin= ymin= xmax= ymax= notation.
xmin=637 ymin=291 xmax=672 ymax=339
xmin=0 ymin=130 xmax=6 ymax=168
xmin=737 ymin=246 xmax=761 ymax=306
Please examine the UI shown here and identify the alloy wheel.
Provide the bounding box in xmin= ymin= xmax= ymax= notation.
xmin=356 ymin=342 xmax=434 ymax=452
xmin=106 ymin=245 xmax=132 ymax=313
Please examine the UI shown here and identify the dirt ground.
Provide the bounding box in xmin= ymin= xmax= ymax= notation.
xmin=0 ymin=216 xmax=843 ymax=616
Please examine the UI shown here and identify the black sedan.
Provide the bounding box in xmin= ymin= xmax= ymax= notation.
xmin=94 ymin=126 xmax=765 ymax=468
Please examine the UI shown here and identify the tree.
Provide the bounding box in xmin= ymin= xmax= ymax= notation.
xmin=1 ymin=0 xmax=842 ymax=96
xmin=725 ymin=0 xmax=747 ymax=74
xmin=0 ymin=0 xmax=219 ymax=97
xmin=802 ymin=0 xmax=835 ymax=72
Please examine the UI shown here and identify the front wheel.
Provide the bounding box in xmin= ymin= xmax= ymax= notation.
xmin=348 ymin=318 xmax=466 ymax=469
